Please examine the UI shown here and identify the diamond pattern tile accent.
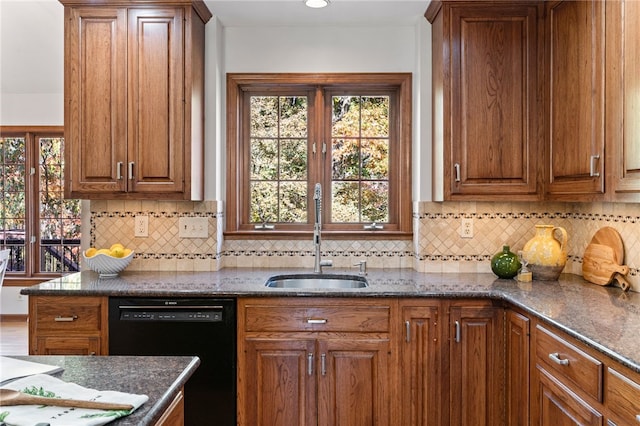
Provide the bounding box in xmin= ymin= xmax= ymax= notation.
xmin=90 ymin=200 xmax=640 ymax=290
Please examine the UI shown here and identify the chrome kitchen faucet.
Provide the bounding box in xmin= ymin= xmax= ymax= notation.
xmin=313 ymin=183 xmax=332 ymax=273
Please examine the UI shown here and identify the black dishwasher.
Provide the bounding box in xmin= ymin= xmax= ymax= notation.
xmin=108 ymin=297 xmax=236 ymax=426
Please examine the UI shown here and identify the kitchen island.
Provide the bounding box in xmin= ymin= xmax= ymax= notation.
xmin=3 ymin=355 xmax=200 ymax=426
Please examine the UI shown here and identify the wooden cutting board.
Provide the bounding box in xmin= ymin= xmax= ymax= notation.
xmin=582 ymin=243 xmax=629 ymax=286
xmin=590 ymin=227 xmax=625 ymax=264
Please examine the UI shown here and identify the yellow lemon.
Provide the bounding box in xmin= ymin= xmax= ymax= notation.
xmin=122 ymin=248 xmax=133 ymax=257
xmin=110 ymin=243 xmax=125 ymax=251
xmin=96 ymin=248 xmax=111 ymax=256
xmin=110 ymin=247 xmax=125 ymax=258
xmin=85 ymin=247 xmax=97 ymax=258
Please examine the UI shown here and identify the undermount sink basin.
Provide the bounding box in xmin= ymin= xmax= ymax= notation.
xmin=265 ymin=274 xmax=369 ymax=289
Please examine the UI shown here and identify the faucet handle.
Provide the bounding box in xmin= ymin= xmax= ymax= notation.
xmin=320 ymin=260 xmax=333 ymax=268
xmin=354 ymin=260 xmax=367 ymax=275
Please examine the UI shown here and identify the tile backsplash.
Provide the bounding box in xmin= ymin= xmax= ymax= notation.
xmin=89 ymin=200 xmax=640 ymax=291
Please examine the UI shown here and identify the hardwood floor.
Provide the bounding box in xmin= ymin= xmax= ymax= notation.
xmin=0 ymin=319 xmax=28 ymax=355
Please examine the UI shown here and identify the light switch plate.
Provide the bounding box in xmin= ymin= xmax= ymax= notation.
xmin=179 ymin=217 xmax=208 ymax=238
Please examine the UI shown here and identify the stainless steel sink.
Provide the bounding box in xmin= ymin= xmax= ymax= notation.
xmin=265 ymin=274 xmax=369 ymax=289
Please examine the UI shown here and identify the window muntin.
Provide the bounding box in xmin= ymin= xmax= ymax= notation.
xmin=226 ymin=73 xmax=412 ymax=238
xmin=0 ymin=128 xmax=81 ymax=280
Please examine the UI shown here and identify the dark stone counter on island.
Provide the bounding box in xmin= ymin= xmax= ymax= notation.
xmin=5 ymin=355 xmax=200 ymax=426
xmin=20 ymin=269 xmax=640 ymax=374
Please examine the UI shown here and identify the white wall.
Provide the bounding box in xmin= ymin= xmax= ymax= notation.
xmin=210 ymin=22 xmax=433 ymax=201
xmin=0 ymin=0 xmax=64 ymax=125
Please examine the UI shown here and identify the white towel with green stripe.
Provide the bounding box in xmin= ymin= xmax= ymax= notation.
xmin=0 ymin=374 xmax=147 ymax=426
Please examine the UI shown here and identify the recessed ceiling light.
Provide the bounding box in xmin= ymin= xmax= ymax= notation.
xmin=305 ymin=0 xmax=330 ymax=8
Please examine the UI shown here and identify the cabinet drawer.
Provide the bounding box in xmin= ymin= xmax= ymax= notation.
xmin=535 ymin=325 xmax=603 ymax=401
xmin=243 ymin=301 xmax=391 ymax=333
xmin=33 ymin=297 xmax=104 ymax=333
xmin=607 ymin=368 xmax=640 ymax=424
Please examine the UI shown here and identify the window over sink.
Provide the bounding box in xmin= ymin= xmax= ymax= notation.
xmin=225 ymin=73 xmax=413 ymax=239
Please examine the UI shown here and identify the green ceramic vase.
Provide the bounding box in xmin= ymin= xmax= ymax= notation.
xmin=491 ymin=245 xmax=521 ymax=279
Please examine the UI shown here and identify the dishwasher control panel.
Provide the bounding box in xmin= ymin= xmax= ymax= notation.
xmin=119 ymin=310 xmax=223 ymax=322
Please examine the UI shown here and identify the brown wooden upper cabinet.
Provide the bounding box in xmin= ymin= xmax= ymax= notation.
xmin=426 ymin=1 xmax=544 ymax=201
xmin=545 ymin=0 xmax=606 ymax=200
xmin=606 ymin=0 xmax=640 ymax=202
xmin=427 ymin=0 xmax=640 ymax=202
xmin=60 ymin=0 xmax=210 ymax=200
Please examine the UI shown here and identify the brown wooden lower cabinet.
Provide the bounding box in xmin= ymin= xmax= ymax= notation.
xmin=447 ymin=300 xmax=505 ymax=426
xmin=237 ymin=297 xmax=396 ymax=426
xmin=28 ymin=296 xmax=108 ymax=355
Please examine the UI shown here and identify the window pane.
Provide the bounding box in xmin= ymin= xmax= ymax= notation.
xmin=361 ymin=96 xmax=389 ymax=137
xmin=362 ymin=138 xmax=389 ymax=180
xmin=251 ymin=139 xmax=278 ymax=180
xmin=332 ymin=138 xmax=360 ymax=180
xmin=251 ymin=96 xmax=278 ymax=137
xmin=38 ymin=136 xmax=81 ymax=273
xmin=332 ymin=181 xmax=360 ymax=223
xmin=280 ymin=139 xmax=307 ymax=180
xmin=279 ymin=181 xmax=307 ymax=222
xmin=250 ymin=181 xmax=278 ymax=223
xmin=1 ymin=137 xmax=27 ymax=272
xmin=279 ymin=96 xmax=307 ymax=138
xmin=249 ymin=94 xmax=309 ymax=224
xmin=330 ymin=96 xmax=390 ymax=224
xmin=332 ymin=96 xmax=361 ymax=137
xmin=362 ymin=181 xmax=389 ymax=223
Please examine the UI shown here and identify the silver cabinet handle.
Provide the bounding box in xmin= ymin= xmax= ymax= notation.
xmin=54 ymin=315 xmax=78 ymax=322
xmin=454 ymin=163 xmax=461 ymax=182
xmin=307 ymin=353 xmax=314 ymax=376
xmin=549 ymin=352 xmax=569 ymax=366
xmin=590 ymin=155 xmax=600 ymax=177
xmin=116 ymin=162 xmax=123 ymax=180
xmin=321 ymin=353 xmax=326 ymax=376
xmin=635 ymin=414 xmax=640 ymax=423
xmin=128 ymin=162 xmax=135 ymax=180
xmin=405 ymin=321 xmax=411 ymax=343
xmin=307 ymin=318 xmax=327 ymax=324
xmin=454 ymin=320 xmax=461 ymax=343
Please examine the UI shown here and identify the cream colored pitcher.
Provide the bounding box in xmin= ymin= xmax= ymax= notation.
xmin=522 ymin=224 xmax=568 ymax=280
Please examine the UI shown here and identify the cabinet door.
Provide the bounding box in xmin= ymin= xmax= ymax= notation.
xmin=400 ymin=303 xmax=440 ymax=426
xmin=546 ymin=0 xmax=605 ymax=199
xmin=128 ymin=8 xmax=185 ymax=194
xmin=241 ymin=338 xmax=316 ymax=426
xmin=536 ymin=367 xmax=603 ymax=426
xmin=64 ymin=7 xmax=127 ymax=197
xmin=606 ymin=0 xmax=640 ymax=201
xmin=449 ymin=304 xmax=504 ymax=426
xmin=446 ymin=3 xmax=542 ymax=200
xmin=507 ymin=310 xmax=530 ymax=426
xmin=317 ymin=338 xmax=392 ymax=426
xmin=34 ymin=336 xmax=100 ymax=355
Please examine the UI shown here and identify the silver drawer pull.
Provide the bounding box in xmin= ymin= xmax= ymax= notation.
xmin=405 ymin=320 xmax=411 ymax=343
xmin=321 ymin=353 xmax=326 ymax=376
xmin=454 ymin=163 xmax=461 ymax=182
xmin=549 ymin=352 xmax=569 ymax=366
xmin=55 ymin=315 xmax=78 ymax=322
xmin=307 ymin=353 xmax=314 ymax=376
xmin=306 ymin=318 xmax=327 ymax=324
xmin=454 ymin=320 xmax=461 ymax=343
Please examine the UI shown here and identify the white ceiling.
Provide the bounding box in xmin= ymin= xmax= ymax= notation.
xmin=203 ymin=0 xmax=430 ymax=26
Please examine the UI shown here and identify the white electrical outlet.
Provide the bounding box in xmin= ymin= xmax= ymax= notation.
xmin=179 ymin=217 xmax=208 ymax=238
xmin=461 ymin=218 xmax=474 ymax=239
xmin=135 ymin=215 xmax=149 ymax=237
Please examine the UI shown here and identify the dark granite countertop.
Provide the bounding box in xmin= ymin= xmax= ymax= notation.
xmin=21 ymin=269 xmax=640 ymax=374
xmin=6 ymin=355 xmax=200 ymax=426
